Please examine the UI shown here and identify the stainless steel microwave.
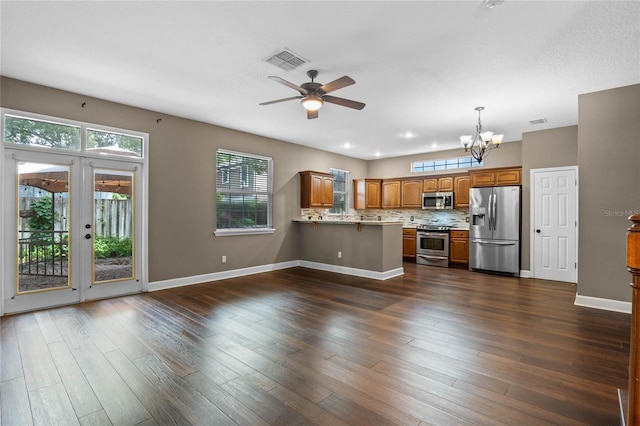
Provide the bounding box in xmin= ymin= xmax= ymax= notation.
xmin=422 ymin=192 xmax=454 ymax=210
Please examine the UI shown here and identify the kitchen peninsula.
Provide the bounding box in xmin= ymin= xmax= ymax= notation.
xmin=293 ymin=219 xmax=403 ymax=280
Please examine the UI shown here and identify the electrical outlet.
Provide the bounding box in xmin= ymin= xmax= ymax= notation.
xmin=338 ymin=251 xmax=342 ymax=258
xmin=222 ymin=255 xmax=227 ymax=263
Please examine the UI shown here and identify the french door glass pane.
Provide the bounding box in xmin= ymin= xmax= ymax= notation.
xmin=17 ymin=162 xmax=70 ymax=293
xmin=93 ymin=169 xmax=134 ymax=284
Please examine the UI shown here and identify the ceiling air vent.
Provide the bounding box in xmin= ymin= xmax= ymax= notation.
xmin=266 ymin=49 xmax=308 ymax=71
xmin=529 ymin=118 xmax=548 ymax=126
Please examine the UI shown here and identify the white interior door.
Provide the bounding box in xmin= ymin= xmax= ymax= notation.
xmin=3 ymin=151 xmax=143 ymax=314
xmin=532 ymin=167 xmax=578 ymax=283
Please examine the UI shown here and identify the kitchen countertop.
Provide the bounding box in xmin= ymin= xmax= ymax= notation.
xmin=293 ymin=218 xmax=402 ymax=225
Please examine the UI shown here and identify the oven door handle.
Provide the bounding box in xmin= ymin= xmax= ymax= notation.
xmin=418 ymin=254 xmax=448 ymax=259
xmin=417 ymin=232 xmax=449 ymax=237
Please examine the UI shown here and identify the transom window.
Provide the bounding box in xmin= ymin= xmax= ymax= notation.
xmin=412 ymin=156 xmax=481 ymax=173
xmin=215 ymin=149 xmax=274 ymax=235
xmin=329 ymin=168 xmax=349 ymax=214
xmin=3 ymin=112 xmax=144 ymax=158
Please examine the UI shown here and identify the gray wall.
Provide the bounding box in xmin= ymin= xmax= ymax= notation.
xmin=577 ymin=84 xmax=640 ymax=301
xmin=1 ymin=77 xmax=368 ymax=282
xmin=4 ymin=76 xmax=639 ymax=303
xmin=521 ymin=126 xmax=578 ymax=270
xmin=367 ymin=142 xmax=522 ymax=179
xmin=297 ymin=223 xmax=402 ymax=272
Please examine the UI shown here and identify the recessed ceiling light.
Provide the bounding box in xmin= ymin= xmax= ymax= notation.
xmin=485 ymin=0 xmax=504 ymax=9
xmin=431 ymin=142 xmax=438 ymax=148
xmin=343 ymin=142 xmax=351 ymax=149
xmin=403 ymin=131 xmax=417 ymax=138
xmin=375 ymin=151 xmax=381 ymax=157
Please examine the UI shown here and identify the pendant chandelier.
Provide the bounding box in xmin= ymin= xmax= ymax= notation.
xmin=460 ymin=106 xmax=504 ymax=164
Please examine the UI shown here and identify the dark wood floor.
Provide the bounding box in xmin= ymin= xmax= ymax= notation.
xmin=1 ymin=262 xmax=631 ymax=425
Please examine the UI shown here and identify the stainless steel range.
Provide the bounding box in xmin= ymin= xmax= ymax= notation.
xmin=416 ymin=225 xmax=450 ymax=267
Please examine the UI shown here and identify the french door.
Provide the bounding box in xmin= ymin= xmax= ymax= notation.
xmin=3 ymin=149 xmax=144 ymax=314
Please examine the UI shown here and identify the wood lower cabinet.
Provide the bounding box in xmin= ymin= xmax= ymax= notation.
xmin=382 ymin=179 xmax=401 ymax=209
xmin=403 ymin=228 xmax=417 ymax=259
xmin=401 ymin=179 xmax=422 ymax=208
xmin=299 ymin=171 xmax=334 ymax=208
xmin=353 ymin=179 xmax=381 ymax=209
xmin=454 ymin=175 xmax=471 ymax=209
xmin=450 ymin=230 xmax=469 ymax=264
xmin=470 ymin=167 xmax=521 ymax=187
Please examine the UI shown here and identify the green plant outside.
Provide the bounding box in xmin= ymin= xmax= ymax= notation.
xmin=93 ymin=236 xmax=133 ymax=259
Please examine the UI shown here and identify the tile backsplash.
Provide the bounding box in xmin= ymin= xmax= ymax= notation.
xmin=300 ymin=208 xmax=470 ymax=229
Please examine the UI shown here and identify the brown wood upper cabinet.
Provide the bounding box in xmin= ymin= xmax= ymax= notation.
xmin=401 ymin=179 xmax=422 ymax=208
xmin=470 ymin=167 xmax=521 ymax=187
xmin=423 ymin=176 xmax=454 ymax=193
xmin=353 ymin=179 xmax=381 ymax=209
xmin=382 ymin=179 xmax=401 ymax=209
xmin=454 ymin=175 xmax=471 ymax=209
xmin=299 ymin=171 xmax=334 ymax=208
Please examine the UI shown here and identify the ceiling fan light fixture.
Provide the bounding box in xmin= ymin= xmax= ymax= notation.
xmin=301 ymin=95 xmax=323 ymax=111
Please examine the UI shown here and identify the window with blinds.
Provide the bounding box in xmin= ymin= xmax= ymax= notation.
xmin=215 ymin=149 xmax=273 ymax=234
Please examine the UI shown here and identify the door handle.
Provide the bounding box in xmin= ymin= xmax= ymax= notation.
xmin=536 ymin=229 xmax=541 ymax=233
xmin=85 ymin=234 xmax=92 ymax=239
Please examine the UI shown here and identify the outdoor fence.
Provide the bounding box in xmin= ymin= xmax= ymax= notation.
xmin=19 ymin=197 xmax=132 ymax=239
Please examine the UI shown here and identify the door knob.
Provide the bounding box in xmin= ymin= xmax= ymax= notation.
xmin=85 ymin=224 xmax=91 ymax=229
xmin=536 ymin=229 xmax=541 ymax=233
xmin=85 ymin=234 xmax=92 ymax=239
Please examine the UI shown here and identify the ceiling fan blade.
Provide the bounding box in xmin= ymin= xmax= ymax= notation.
xmin=307 ymin=109 xmax=318 ymax=120
xmin=323 ymin=95 xmax=365 ymax=110
xmin=319 ymin=76 xmax=355 ymax=94
xmin=259 ymin=96 xmax=302 ymax=106
xmin=268 ymin=76 xmax=307 ymax=94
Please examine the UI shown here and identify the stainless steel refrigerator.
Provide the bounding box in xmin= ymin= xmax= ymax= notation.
xmin=469 ymin=185 xmax=521 ymax=275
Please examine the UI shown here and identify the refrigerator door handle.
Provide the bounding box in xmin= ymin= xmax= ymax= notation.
xmin=492 ymin=193 xmax=497 ymax=231
xmin=475 ymin=240 xmax=517 ymax=246
xmin=487 ymin=194 xmax=493 ymax=231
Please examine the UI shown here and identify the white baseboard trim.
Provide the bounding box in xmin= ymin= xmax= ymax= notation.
xmin=519 ymin=270 xmax=532 ymax=278
xmin=149 ymin=260 xmax=404 ymax=292
xmin=299 ymin=261 xmax=404 ymax=281
xmin=149 ymin=261 xmax=299 ymax=291
xmin=574 ymin=294 xmax=631 ymax=314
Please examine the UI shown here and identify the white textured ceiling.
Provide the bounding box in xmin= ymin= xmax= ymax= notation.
xmin=1 ymin=1 xmax=639 ymax=160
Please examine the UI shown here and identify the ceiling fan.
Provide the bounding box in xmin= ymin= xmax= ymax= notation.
xmin=259 ymin=70 xmax=365 ymax=119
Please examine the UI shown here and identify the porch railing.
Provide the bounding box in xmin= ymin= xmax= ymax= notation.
xmin=18 ymin=229 xmax=68 ymax=277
